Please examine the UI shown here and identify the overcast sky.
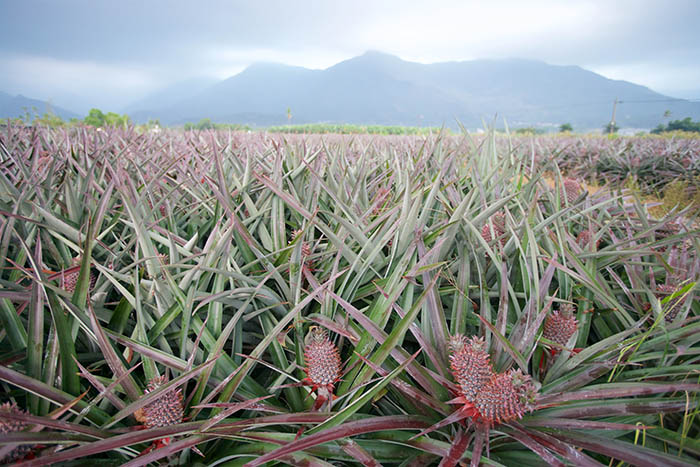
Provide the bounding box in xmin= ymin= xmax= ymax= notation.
xmin=2 ymin=0 xmax=699 ymax=112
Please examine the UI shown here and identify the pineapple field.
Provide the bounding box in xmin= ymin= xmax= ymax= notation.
xmin=1 ymin=123 xmax=700 ymax=466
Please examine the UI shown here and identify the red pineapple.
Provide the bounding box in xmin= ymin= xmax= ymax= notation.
xmin=474 ymin=369 xmax=537 ymax=427
xmin=448 ymin=335 xmax=493 ymax=402
xmin=560 ymin=178 xmax=583 ymax=204
xmin=142 ymin=375 xmax=184 ymax=428
xmin=543 ymin=304 xmax=578 ymax=353
xmin=303 ymin=326 xmax=341 ymax=410
xmin=481 ymin=212 xmax=507 ymax=247
xmin=60 ymin=257 xmax=97 ymax=293
xmin=136 ymin=375 xmax=184 ymax=454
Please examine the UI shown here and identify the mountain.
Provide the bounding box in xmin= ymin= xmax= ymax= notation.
xmin=0 ymin=91 xmax=81 ymax=121
xmin=126 ymin=51 xmax=700 ymax=129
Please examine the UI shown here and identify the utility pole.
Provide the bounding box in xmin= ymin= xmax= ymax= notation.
xmin=607 ymin=97 xmax=618 ymax=134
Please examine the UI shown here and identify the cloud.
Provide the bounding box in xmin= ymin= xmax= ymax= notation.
xmin=1 ymin=0 xmax=699 ymax=107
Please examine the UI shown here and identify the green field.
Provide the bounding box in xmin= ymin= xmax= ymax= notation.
xmin=0 ymin=123 xmax=699 ymax=466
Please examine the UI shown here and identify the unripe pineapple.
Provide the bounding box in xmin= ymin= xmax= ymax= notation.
xmin=481 ymin=212 xmax=507 ymax=247
xmin=474 ymin=369 xmax=536 ymax=426
xmin=0 ymin=402 xmax=32 ymax=463
xmin=560 ymin=178 xmax=583 ymax=204
xmin=303 ymin=327 xmax=341 ymax=393
xmin=141 ymin=376 xmax=184 ymax=429
xmin=656 ymin=284 xmax=686 ymax=322
xmin=448 ymin=335 xmax=493 ymax=402
xmin=301 ymin=242 xmax=314 ymax=270
xmin=543 ymin=304 xmax=578 ymax=350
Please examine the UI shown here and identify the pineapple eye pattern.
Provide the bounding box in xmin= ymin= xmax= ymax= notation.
xmin=303 ymin=326 xmax=342 ymax=410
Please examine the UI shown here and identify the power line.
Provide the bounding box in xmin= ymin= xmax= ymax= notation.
xmin=618 ymin=98 xmax=700 ymax=104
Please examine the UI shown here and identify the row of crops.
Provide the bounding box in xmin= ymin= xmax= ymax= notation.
xmin=0 ymin=124 xmax=698 ymax=466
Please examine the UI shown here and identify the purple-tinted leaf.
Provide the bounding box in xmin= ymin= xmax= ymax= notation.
xmin=505 ymin=423 xmax=604 ymax=467
xmin=538 ymin=399 xmax=693 ymax=418
xmin=119 ymin=434 xmax=210 ymax=467
xmin=0 ymin=364 xmax=109 ymax=425
xmin=105 ymin=329 xmax=187 ymax=371
xmin=244 ymin=415 xmax=428 ymax=466
xmin=522 ymin=417 xmax=652 ymax=431
xmin=502 ymin=427 xmax=565 ymax=467
xmin=86 ymin=301 xmax=141 ymax=402
xmin=470 ymin=425 xmax=485 ymax=467
xmin=539 ymin=383 xmax=700 ymax=405
xmin=337 ymin=438 xmax=382 ymax=467
xmin=438 ymin=428 xmax=472 ymax=467
xmin=551 ymin=431 xmax=697 ymax=467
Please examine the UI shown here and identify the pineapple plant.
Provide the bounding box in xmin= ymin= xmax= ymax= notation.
xmin=2 ymin=125 xmax=699 ymax=466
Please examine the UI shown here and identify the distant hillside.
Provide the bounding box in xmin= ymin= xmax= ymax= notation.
xmin=0 ymin=91 xmax=81 ymax=121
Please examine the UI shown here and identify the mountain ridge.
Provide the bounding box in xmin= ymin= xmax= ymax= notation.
xmin=3 ymin=51 xmax=698 ymax=129
xmin=128 ymin=51 xmax=698 ymax=129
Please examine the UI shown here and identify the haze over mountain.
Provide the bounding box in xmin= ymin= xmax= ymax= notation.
xmin=125 ymin=52 xmax=700 ymax=129
xmin=0 ymin=91 xmax=81 ymax=122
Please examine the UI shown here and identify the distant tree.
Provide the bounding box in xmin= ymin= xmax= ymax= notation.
xmin=559 ymin=123 xmax=573 ymax=133
xmin=651 ymin=117 xmax=700 ymax=134
xmin=603 ymin=122 xmax=619 ymax=134
xmin=84 ymin=108 xmax=106 ymax=127
xmin=33 ymin=111 xmax=65 ymax=127
xmin=195 ymin=118 xmax=214 ymax=130
xmin=84 ymin=108 xmax=131 ymax=128
xmin=515 ymin=127 xmax=545 ymax=135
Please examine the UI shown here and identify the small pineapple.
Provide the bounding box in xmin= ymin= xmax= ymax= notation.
xmin=656 ymin=284 xmax=686 ymax=322
xmin=543 ymin=304 xmax=578 ymax=352
xmin=60 ymin=257 xmax=97 ymax=293
xmin=303 ymin=326 xmax=341 ymax=394
xmin=0 ymin=402 xmax=32 ymax=463
xmin=141 ymin=376 xmax=184 ymax=429
xmin=576 ymin=228 xmax=599 ymax=250
xmin=475 ymin=369 xmax=537 ymax=426
xmin=448 ymin=335 xmax=493 ymax=402
xmin=481 ymin=212 xmax=507 ymax=247
xmin=560 ymin=178 xmax=583 ymax=204
xmin=301 ymin=241 xmax=314 ymax=270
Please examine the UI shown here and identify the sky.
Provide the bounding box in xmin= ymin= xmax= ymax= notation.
xmin=1 ymin=0 xmax=699 ymax=113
